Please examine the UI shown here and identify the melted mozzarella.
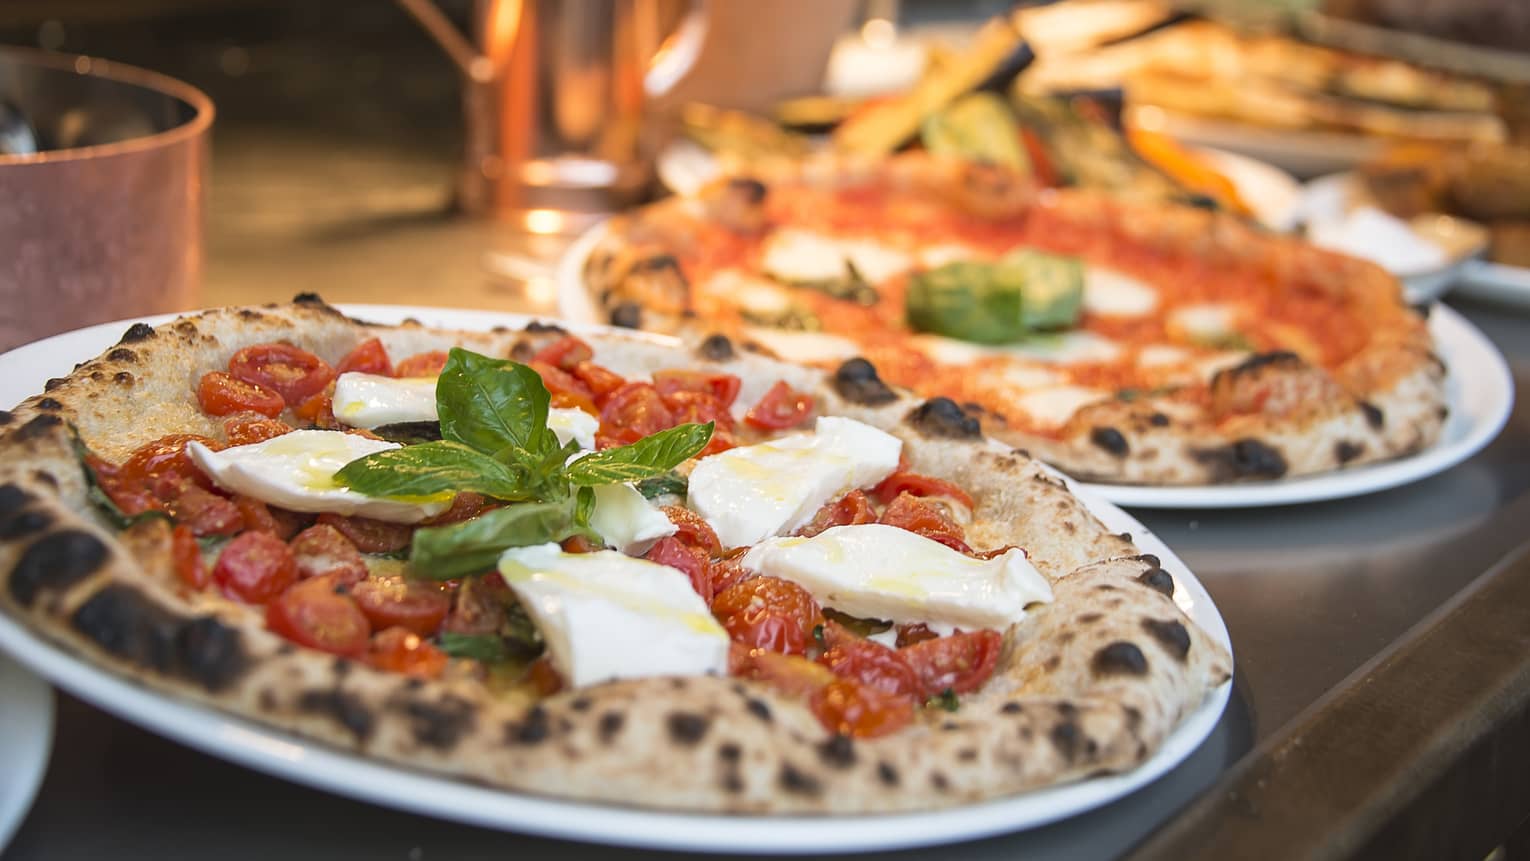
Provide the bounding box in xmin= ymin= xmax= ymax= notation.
xmin=547 ymin=407 xmax=599 ymax=450
xmin=187 ymin=430 xmax=450 ymax=523
xmin=742 ymin=524 xmax=1053 ymax=629
xmin=1007 ymin=331 xmax=1122 ymax=365
xmin=332 ymin=373 xmax=438 ymax=428
xmin=499 ymin=544 xmax=729 ymax=688
xmin=1084 ymin=268 xmax=1159 ymax=317
xmin=687 ymin=416 xmax=902 ymax=548
xmin=760 ymin=229 xmax=912 ymax=285
xmin=1137 ymin=344 xmax=1192 ymax=367
xmin=743 ymin=328 xmax=862 ymax=364
xmin=1013 ymin=386 xmax=1108 ymax=430
xmin=1170 ymin=303 xmax=1237 ymax=340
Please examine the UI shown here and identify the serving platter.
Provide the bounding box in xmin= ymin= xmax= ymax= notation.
xmin=0 ymin=653 xmax=53 ymax=854
xmin=0 ymin=305 xmax=1231 ymax=854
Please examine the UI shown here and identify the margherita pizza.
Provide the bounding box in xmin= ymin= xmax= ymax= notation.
xmin=0 ymin=298 xmax=1229 ymax=813
xmin=582 ymin=153 xmax=1448 ymax=485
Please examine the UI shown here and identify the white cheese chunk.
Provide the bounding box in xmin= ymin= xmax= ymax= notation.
xmin=1083 ymin=267 xmax=1159 ymax=317
xmin=187 ymin=430 xmax=449 ymax=523
xmin=498 ymin=543 xmax=729 ymax=688
xmin=688 ymin=416 xmax=902 ymax=548
xmin=1137 ymin=344 xmax=1192 ymax=367
xmin=742 ymin=524 xmax=1053 ymax=629
xmin=548 ymin=407 xmax=598 ymax=450
xmin=760 ymin=229 xmax=912 ymax=286
xmin=743 ymin=327 xmax=862 ymax=364
xmin=838 ymin=238 xmax=914 ymax=285
xmin=589 ymin=482 xmax=677 ymax=555
xmin=1008 ymin=331 xmax=1122 ymax=364
xmin=917 ymin=243 xmax=986 ymax=268
xmin=332 ymin=373 xmax=439 ymax=428
xmin=1170 ymin=303 xmax=1237 ymax=341
xmin=1013 ymin=386 xmax=1108 ymax=430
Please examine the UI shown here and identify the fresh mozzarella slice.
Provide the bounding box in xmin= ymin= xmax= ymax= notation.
xmin=743 ymin=327 xmax=862 ymax=364
xmin=1170 ymin=303 xmax=1237 ymax=341
xmin=703 ymin=270 xmax=796 ymax=316
xmin=589 ymin=483 xmax=677 ymax=555
xmin=332 ymin=373 xmax=438 ymax=428
xmin=761 ymin=229 xmax=854 ymax=284
xmin=838 ymin=238 xmax=913 ymax=285
xmin=548 ymin=407 xmax=598 ymax=450
xmin=742 ymin=523 xmax=1053 ymax=629
xmin=1083 ymin=267 xmax=1159 ymax=317
xmin=498 ymin=543 xmax=729 ymax=688
xmin=1013 ymin=386 xmax=1108 ymax=430
xmin=687 ymin=416 xmax=902 ymax=548
xmin=994 ymin=363 xmax=1064 ymax=389
xmin=187 ymin=430 xmax=449 ymax=523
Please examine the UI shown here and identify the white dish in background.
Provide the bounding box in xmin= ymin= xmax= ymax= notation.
xmin=0 ymin=306 xmax=1231 ymax=854
xmin=0 ymin=653 xmax=54 ymax=853
xmin=1136 ymin=108 xmax=1385 ymax=180
xmin=1457 ymin=261 xmax=1530 ymax=310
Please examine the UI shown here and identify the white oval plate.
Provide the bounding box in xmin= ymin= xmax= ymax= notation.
xmin=0 ymin=305 xmax=1231 ymax=854
xmin=1457 ymin=260 xmax=1530 ymax=310
xmin=0 ymin=653 xmax=53 ymax=854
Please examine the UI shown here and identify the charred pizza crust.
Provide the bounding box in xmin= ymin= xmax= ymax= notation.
xmin=0 ymin=298 xmax=1230 ymax=813
xmin=582 ymin=156 xmax=1448 ymax=486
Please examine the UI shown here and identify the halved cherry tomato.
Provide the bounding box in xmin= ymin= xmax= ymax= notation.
xmin=661 ymin=505 xmax=721 ymax=555
xmin=900 ymin=629 xmax=1003 ymax=697
xmin=796 ymin=490 xmax=877 ymax=538
xmin=336 ymin=337 xmax=394 ymax=377
xmin=871 ymin=471 xmax=975 ymax=511
xmin=234 ymin=495 xmax=288 ymax=538
xmin=532 ymin=335 xmax=595 ymax=371
xmin=108 ymin=434 xmax=219 ymax=511
xmin=441 ymin=573 xmax=510 ymax=635
xmin=366 ymin=626 xmax=448 ymax=679
xmin=228 ymin=343 xmax=335 ymax=406
xmin=653 ymin=369 xmax=742 ymax=408
xmin=289 ymin=523 xmax=369 ymax=584
xmin=420 ymin=492 xmax=487 ymax=526
xmin=598 ymin=382 xmax=674 ymax=446
xmin=561 ymin=534 xmax=603 ymax=554
xmin=530 ymin=360 xmax=596 ymax=412
xmin=525 ymin=656 xmax=564 ymax=696
xmin=316 ymin=513 xmax=413 ymax=554
xmin=818 ymin=621 xmax=919 ymax=698
xmin=729 ymin=644 xmax=836 ymax=698
xmin=711 ymin=576 xmax=823 ymax=656
xmin=809 ymin=679 xmax=914 ymax=739
xmin=168 ymin=485 xmax=244 ymax=537
xmin=293 ymin=387 xmax=338 ymax=428
xmin=394 ymin=350 xmax=449 ymax=378
xmin=707 ymin=553 xmax=752 ymax=597
xmin=223 ymin=414 xmax=293 ymax=446
xmin=895 ymin=623 xmax=938 ymax=648
xmin=571 ymin=362 xmax=625 ymax=404
xmin=879 ymin=492 xmax=970 ymax=553
xmin=645 ymin=537 xmax=714 ymax=603
xmin=198 ymin=372 xmax=284 ymax=418
xmin=349 ymin=575 xmax=451 ymax=637
xmin=743 ymin=380 xmax=813 ymax=430
xmin=170 ymin=524 xmax=207 ymax=589
xmin=215 ymin=530 xmax=299 ymax=603
xmin=266 ymin=575 xmax=371 ymax=656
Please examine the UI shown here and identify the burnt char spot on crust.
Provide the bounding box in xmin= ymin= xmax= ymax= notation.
xmin=1226 ymin=351 xmax=1302 ymax=378
xmin=877 ymin=761 xmax=900 ymax=786
xmin=43 ymin=378 xmax=66 ymax=392
xmin=1360 ymin=401 xmax=1385 ymax=430
xmin=1143 ymin=618 xmax=1192 ymax=661
xmin=608 ymin=302 xmax=643 ymax=329
xmin=298 ymin=689 xmax=375 ymax=739
xmin=0 ymin=509 xmax=52 ymax=539
xmin=1137 ymin=568 xmax=1175 ymax=598
xmin=0 ymin=410 xmax=11 ymax=425
xmin=1092 ymin=642 xmax=1149 ymax=677
xmin=13 ymin=415 xmax=63 ymax=442
xmin=524 ymin=321 xmax=567 ymax=335
xmin=107 ymin=347 xmax=138 ymax=363
xmin=0 ymin=484 xmax=30 ymax=517
xmin=114 ymin=372 xmax=134 ymax=386
xmin=832 ymin=358 xmax=898 ymax=406
xmin=697 ymin=333 xmax=735 ymax=362
xmin=398 ymin=694 xmax=477 ymax=750
xmin=907 ymin=397 xmax=981 ymax=439
xmin=1051 ymin=720 xmax=1081 ymax=763
xmin=728 ymin=177 xmax=768 ymax=203
xmin=817 ymin=735 xmax=856 ymax=768
xmin=118 ymin=323 xmax=155 ymax=344
xmin=745 ymin=697 xmax=773 ymax=723
xmin=569 ymin=696 xmax=593 ymax=712
xmin=10 ymin=529 xmax=108 ymax=608
xmin=292 ymin=292 xmax=326 ymax=305
xmin=507 ymin=705 xmax=551 ymax=745
xmin=70 ymin=585 xmax=251 ymax=691
xmin=1089 ymin=426 xmax=1129 ymax=457
xmin=1191 ymin=438 xmax=1288 ymax=481
xmin=631 ymin=254 xmax=680 ymax=274
xmin=666 ymin=712 xmax=711 ymax=745
xmin=779 ymin=763 xmax=823 ymax=796
xmin=34 ymin=397 xmax=62 ymax=411
xmin=1335 ymin=440 xmax=1364 ymax=464
xmin=597 ymin=710 xmax=625 ymax=743
xmin=1001 ymin=702 xmax=1023 ymax=715
xmin=1148 ymin=412 xmax=1170 ymax=427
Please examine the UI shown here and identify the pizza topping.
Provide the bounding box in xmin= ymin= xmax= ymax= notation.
xmin=393 ymin=350 xmax=450 ymax=378
xmin=264 ymin=575 xmax=371 ymax=657
xmin=197 ymin=372 xmax=285 ymax=418
xmin=332 ymin=373 xmax=439 ymax=428
xmin=170 ymin=523 xmax=207 ymax=589
xmin=830 ymin=358 xmax=899 ymax=406
xmin=711 ymin=575 xmax=824 ymax=657
xmin=743 ymin=329 xmax=863 ymax=365
xmin=497 ymin=543 xmax=730 ymax=687
xmin=289 ymin=523 xmax=369 ymax=584
xmin=586 ymin=482 xmax=677 ymax=554
xmin=742 ymin=380 xmax=814 ymax=430
xmin=1012 ymin=386 xmax=1109 ymax=431
xmin=335 ymin=337 xmax=394 ymax=377
xmin=214 ymin=530 xmax=299 ymax=604
xmin=687 ymin=416 xmax=901 ymax=548
xmin=365 ymin=626 xmax=448 ymax=679
xmin=906 ymin=397 xmax=981 ymax=439
xmin=1082 ymin=267 xmax=1159 ymax=318
xmin=760 ymin=229 xmax=910 ymax=293
xmin=228 ymin=343 xmax=337 ymax=406
xmin=741 ymin=523 xmax=1052 ymax=629
xmin=878 ymin=492 xmax=971 ymax=552
xmin=223 ymin=414 xmax=294 ymax=446
xmin=349 ymin=575 xmax=451 ymax=637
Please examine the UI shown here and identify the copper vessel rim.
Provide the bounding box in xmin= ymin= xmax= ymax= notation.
xmin=0 ymin=45 xmax=215 ymax=167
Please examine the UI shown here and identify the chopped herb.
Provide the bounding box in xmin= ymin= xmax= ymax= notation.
xmin=812 ymin=624 xmax=826 ymax=648
xmin=438 ymin=631 xmax=512 ymax=664
xmin=928 ymin=688 xmax=960 ymax=712
xmin=1189 ymin=332 xmax=1254 ymax=352
xmin=1114 ymin=385 xmax=1180 ymax=403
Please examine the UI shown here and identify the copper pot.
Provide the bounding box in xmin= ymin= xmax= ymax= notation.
xmin=0 ymin=47 xmax=213 ymax=352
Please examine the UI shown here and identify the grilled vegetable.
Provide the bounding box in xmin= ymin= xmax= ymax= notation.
xmin=921 ymin=92 xmax=1030 ymax=173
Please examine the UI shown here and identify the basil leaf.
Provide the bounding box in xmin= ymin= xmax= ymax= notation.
xmin=438 ymin=632 xmax=511 ymax=663
xmin=436 ymin=349 xmax=557 ymax=458
xmin=69 ymin=426 xmax=170 ymax=530
xmin=409 ymin=500 xmax=577 ymax=580
xmin=635 ymin=472 xmax=687 ymax=500
xmin=371 ymin=421 xmax=443 ymax=445
xmin=565 ymin=423 xmax=713 ymax=486
xmin=502 ymin=601 xmax=545 ymax=658
xmin=333 ymin=440 xmax=531 ymax=502
xmin=573 ymin=485 xmax=596 ymax=530
xmin=928 ymin=688 xmax=960 ymax=712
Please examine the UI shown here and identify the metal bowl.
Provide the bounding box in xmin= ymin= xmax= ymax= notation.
xmin=0 ymin=47 xmax=213 ymax=352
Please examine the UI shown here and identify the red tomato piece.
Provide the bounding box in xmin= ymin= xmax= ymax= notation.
xmin=223 ymin=414 xmax=294 ymax=446
xmin=94 ymin=434 xmax=221 ymax=516
xmin=170 ymin=524 xmax=207 ymax=590
xmin=818 ymin=620 xmax=919 ymax=698
xmin=215 ymin=530 xmax=299 ymax=603
xmin=598 ymin=382 xmax=675 ymax=446
xmin=895 ymin=622 xmax=939 ymax=648
xmin=349 ymin=576 xmax=451 ymax=637
xmin=900 ymin=629 xmax=1003 ymax=697
xmin=653 ymin=369 xmax=742 ymax=408
xmin=796 ymin=490 xmax=877 ymax=538
xmin=293 ymin=386 xmax=338 ymax=428
xmin=366 ymin=626 xmax=448 ymax=679
xmin=441 ymin=573 xmax=511 ymax=635
xmin=560 ymin=534 xmax=603 ymax=554
xmin=879 ymin=492 xmax=971 ymax=553
xmin=526 ymin=656 xmax=564 ymax=696
xmin=871 ymin=471 xmax=976 ymax=511
xmin=234 ymin=495 xmax=288 ymax=538
xmin=809 ymin=679 xmax=915 ymax=739
xmin=316 ymin=513 xmax=413 ymax=554
xmin=711 ymin=576 xmax=823 ymax=656
xmin=729 ymin=644 xmax=836 ymax=698
xmin=532 ymin=335 xmax=595 ymax=371
xmin=707 ymin=554 xmax=751 ymax=597
xmin=168 ymin=485 xmax=244 ymax=537
xmin=394 ymin=350 xmax=449 ymax=378
xmin=645 ymin=537 xmax=714 ymax=603
xmin=265 ymin=575 xmax=371 ymax=657
xmin=420 ymin=492 xmax=487 ymax=526
xmin=198 ymin=372 xmax=284 ymax=418
xmin=660 ymin=505 xmax=721 ymax=555
xmin=743 ymin=380 xmax=813 ymax=430
xmin=530 ymin=361 xmax=595 ymax=404
xmin=228 ymin=343 xmax=336 ymax=406
xmin=336 ymin=337 xmax=394 ymax=377
xmin=289 ymin=523 xmax=369 ymax=584
xmin=571 ymin=362 xmax=626 ymax=404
